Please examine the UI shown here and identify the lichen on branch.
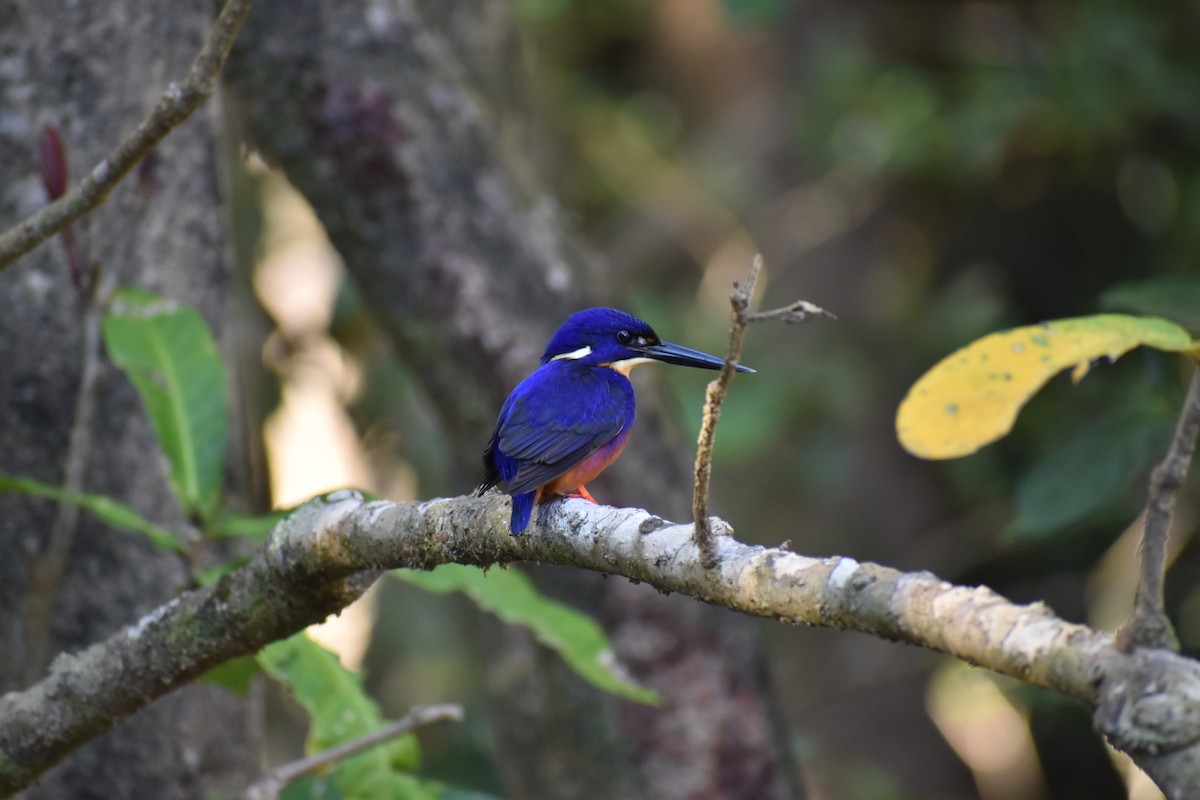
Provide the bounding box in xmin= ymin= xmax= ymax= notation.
xmin=6 ymin=490 xmax=1200 ymax=796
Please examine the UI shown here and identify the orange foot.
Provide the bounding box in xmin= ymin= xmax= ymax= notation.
xmin=563 ymin=485 xmax=598 ymax=504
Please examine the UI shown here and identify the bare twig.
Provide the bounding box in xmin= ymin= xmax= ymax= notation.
xmin=0 ymin=0 xmax=256 ymax=272
xmin=691 ymin=257 xmax=762 ymax=568
xmin=243 ymin=704 xmax=464 ymax=800
xmin=692 ymin=255 xmax=834 ymax=568
xmin=1117 ymin=367 xmax=1200 ymax=652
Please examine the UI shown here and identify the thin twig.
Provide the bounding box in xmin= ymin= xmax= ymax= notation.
xmin=692 ymin=257 xmax=762 ymax=567
xmin=692 ymin=255 xmax=834 ymax=569
xmin=243 ymin=704 xmax=464 ymax=800
xmin=1117 ymin=367 xmax=1200 ymax=652
xmin=0 ymin=0 xmax=257 ymax=272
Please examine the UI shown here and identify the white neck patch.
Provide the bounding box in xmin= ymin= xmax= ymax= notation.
xmin=607 ymin=357 xmax=654 ymax=375
xmin=550 ymin=346 xmax=592 ymax=362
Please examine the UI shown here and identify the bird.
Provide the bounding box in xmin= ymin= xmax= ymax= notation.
xmin=478 ymin=307 xmax=754 ymax=534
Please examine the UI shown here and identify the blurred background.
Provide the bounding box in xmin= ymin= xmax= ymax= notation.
xmin=244 ymin=1 xmax=1200 ymax=797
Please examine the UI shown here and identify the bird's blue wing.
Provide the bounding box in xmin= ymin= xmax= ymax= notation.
xmin=481 ymin=362 xmax=632 ymax=497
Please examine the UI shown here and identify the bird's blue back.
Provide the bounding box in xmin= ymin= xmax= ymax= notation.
xmin=482 ymin=359 xmax=635 ymax=498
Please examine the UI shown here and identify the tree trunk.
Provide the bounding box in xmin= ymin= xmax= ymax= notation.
xmin=0 ymin=1 xmax=259 ymax=796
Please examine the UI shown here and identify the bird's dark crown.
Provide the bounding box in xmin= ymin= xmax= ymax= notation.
xmin=540 ymin=307 xmax=659 ymax=366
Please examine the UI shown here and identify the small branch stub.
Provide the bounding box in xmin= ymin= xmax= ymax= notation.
xmin=691 ymin=254 xmax=835 ymax=568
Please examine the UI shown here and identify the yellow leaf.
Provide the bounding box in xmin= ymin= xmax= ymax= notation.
xmin=896 ymin=315 xmax=1194 ymax=460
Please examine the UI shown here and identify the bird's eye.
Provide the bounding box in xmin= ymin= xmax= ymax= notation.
xmin=616 ymin=329 xmax=633 ymax=345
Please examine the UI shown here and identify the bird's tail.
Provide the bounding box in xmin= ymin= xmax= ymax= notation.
xmin=510 ymin=492 xmax=535 ymax=535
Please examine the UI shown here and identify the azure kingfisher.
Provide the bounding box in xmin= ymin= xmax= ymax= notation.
xmin=478 ymin=307 xmax=753 ymax=534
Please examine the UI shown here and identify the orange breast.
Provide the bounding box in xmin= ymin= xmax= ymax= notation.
xmin=540 ymin=434 xmax=630 ymax=498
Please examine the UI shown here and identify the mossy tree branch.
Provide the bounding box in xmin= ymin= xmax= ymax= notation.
xmin=3 ymin=492 xmax=1200 ymax=797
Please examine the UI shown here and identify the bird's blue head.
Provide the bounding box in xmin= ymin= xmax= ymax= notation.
xmin=540 ymin=307 xmax=754 ymax=374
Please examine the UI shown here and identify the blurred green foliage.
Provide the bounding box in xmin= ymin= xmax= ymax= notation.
xmin=396 ymin=566 xmax=659 ymax=704
xmin=259 ymin=633 xmax=424 ymax=798
xmin=1103 ymin=275 xmax=1200 ymax=331
xmin=1008 ymin=406 xmax=1176 ymax=540
xmin=261 ymin=0 xmax=1200 ymax=796
xmin=502 ymin=1 xmax=1200 ymax=796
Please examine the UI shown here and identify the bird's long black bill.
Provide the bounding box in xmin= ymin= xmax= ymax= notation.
xmin=640 ymin=341 xmax=755 ymax=373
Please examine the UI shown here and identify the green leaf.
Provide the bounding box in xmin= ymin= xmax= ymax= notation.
xmin=283 ymin=774 xmax=484 ymax=800
xmin=1007 ymin=411 xmax=1176 ymax=540
xmin=194 ymin=556 xmax=251 ymax=587
xmin=897 ymin=314 xmax=1195 ymax=459
xmin=103 ymin=288 xmax=229 ymax=520
xmin=0 ymin=472 xmax=179 ymax=551
xmin=422 ymin=784 xmax=504 ymax=800
xmin=202 ymin=655 xmax=261 ymax=695
xmin=396 ymin=565 xmax=659 ymax=705
xmin=1102 ymin=276 xmax=1200 ymax=332
xmin=258 ymin=633 xmax=423 ymax=799
xmin=282 ymin=776 xmax=344 ymax=800
xmin=722 ymin=0 xmax=790 ymax=26
xmin=206 ymin=509 xmax=290 ymax=543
